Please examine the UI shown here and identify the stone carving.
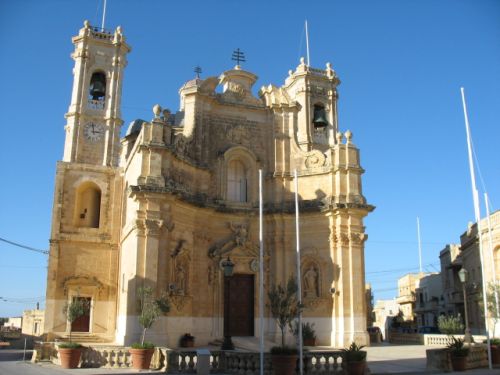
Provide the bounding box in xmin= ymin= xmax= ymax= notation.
xmin=303 ymin=266 xmax=319 ymax=298
xmin=229 ymin=222 xmax=248 ymax=247
xmin=170 ymin=239 xmax=191 ymax=305
xmin=304 ymin=150 xmax=326 ymax=169
xmin=175 ymin=136 xmax=186 ymax=155
xmin=349 ymin=232 xmax=366 ymax=245
xmin=153 ymin=104 xmax=162 ymax=119
xmin=62 ymin=275 xmax=104 ymax=296
xmin=228 ymin=126 xmax=250 ymax=145
xmin=250 ymin=259 xmax=259 ymax=272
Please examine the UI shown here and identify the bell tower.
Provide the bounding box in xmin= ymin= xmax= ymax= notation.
xmin=63 ymin=20 xmax=130 ymax=166
xmin=284 ymin=58 xmax=340 ymax=150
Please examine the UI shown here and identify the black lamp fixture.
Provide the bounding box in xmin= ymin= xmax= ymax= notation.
xmin=222 ymin=256 xmax=235 ymax=277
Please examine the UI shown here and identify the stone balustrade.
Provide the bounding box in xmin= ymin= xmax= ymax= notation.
xmin=426 ymin=345 xmax=489 ymax=371
xmin=424 ymin=334 xmax=487 ymax=347
xmin=32 ymin=343 xmax=346 ymax=374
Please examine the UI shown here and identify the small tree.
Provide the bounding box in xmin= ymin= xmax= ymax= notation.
xmin=267 ymin=276 xmax=303 ymax=349
xmin=63 ymin=296 xmax=90 ymax=343
xmin=486 ymin=282 xmax=500 ymax=338
xmin=136 ymin=286 xmax=170 ymax=347
xmin=438 ymin=314 xmax=464 ymax=335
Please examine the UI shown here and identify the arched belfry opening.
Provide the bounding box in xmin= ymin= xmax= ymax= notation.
xmin=312 ymin=103 xmax=328 ymax=129
xmin=89 ymin=72 xmax=106 ymax=101
xmin=74 ymin=182 xmax=101 ymax=228
xmin=227 ymin=159 xmax=247 ymax=202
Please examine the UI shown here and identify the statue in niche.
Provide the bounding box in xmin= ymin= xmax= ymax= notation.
xmin=229 ymin=222 xmax=248 ymax=247
xmin=176 ymin=265 xmax=186 ymax=295
xmin=303 ymin=266 xmax=319 ymax=298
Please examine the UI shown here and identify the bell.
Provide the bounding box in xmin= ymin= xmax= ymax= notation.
xmin=312 ymin=106 xmax=328 ymax=128
xmin=89 ymin=73 xmax=106 ymax=100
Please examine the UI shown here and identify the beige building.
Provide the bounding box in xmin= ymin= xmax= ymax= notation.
xmin=22 ymin=309 xmax=45 ymax=337
xmin=396 ymin=273 xmax=426 ymax=323
xmin=44 ymin=21 xmax=374 ymax=348
xmin=414 ymin=273 xmax=442 ymax=329
xmin=372 ymin=299 xmax=399 ymax=339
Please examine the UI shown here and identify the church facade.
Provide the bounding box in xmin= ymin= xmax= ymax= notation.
xmin=44 ymin=21 xmax=374 ymax=348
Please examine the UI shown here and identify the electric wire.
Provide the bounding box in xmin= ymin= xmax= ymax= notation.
xmin=0 ymin=237 xmax=48 ymax=255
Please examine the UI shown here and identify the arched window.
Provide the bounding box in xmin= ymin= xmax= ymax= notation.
xmin=74 ymin=182 xmax=101 ymax=228
xmin=227 ymin=160 xmax=247 ymax=202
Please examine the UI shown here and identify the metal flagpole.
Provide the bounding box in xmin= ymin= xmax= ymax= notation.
xmin=294 ymin=169 xmax=303 ymax=375
xmin=417 ymin=217 xmax=423 ymax=274
xmin=101 ymin=0 xmax=107 ymax=30
xmin=461 ymin=87 xmax=492 ymax=369
xmin=259 ymin=170 xmax=264 ymax=375
xmin=484 ymin=193 xmax=500 ymax=330
xmin=305 ymin=20 xmax=310 ymax=67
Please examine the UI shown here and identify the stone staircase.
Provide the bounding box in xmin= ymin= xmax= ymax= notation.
xmin=58 ymin=332 xmax=109 ymax=344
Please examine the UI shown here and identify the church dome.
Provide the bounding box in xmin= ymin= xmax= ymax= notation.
xmin=125 ymin=119 xmax=146 ymax=137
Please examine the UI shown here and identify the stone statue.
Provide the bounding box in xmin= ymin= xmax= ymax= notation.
xmin=303 ymin=266 xmax=319 ymax=298
xmin=176 ymin=265 xmax=186 ymax=295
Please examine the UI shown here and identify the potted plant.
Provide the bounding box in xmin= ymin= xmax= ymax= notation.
xmin=58 ymin=297 xmax=89 ymax=369
xmin=341 ymin=342 xmax=367 ymax=375
xmin=268 ymin=276 xmax=303 ymax=375
xmin=130 ymin=286 xmax=170 ymax=370
xmin=483 ymin=338 xmax=500 ymax=365
xmin=293 ymin=322 xmax=317 ymax=346
xmin=180 ymin=333 xmax=195 ymax=347
xmin=447 ymin=337 xmax=469 ymax=371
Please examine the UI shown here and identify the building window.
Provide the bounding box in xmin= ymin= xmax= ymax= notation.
xmin=74 ymin=182 xmax=101 ymax=228
xmin=227 ymin=159 xmax=247 ymax=202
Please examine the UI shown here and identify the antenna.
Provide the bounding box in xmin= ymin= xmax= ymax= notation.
xmin=101 ymin=0 xmax=107 ymax=30
xmin=417 ymin=217 xmax=423 ymax=274
xmin=305 ymin=20 xmax=310 ymax=67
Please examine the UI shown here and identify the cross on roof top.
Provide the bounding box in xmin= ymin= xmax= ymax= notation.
xmin=194 ymin=65 xmax=202 ymax=79
xmin=231 ymin=48 xmax=246 ymax=66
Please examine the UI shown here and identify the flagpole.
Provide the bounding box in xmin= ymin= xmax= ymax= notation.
xmin=305 ymin=20 xmax=310 ymax=67
xmin=294 ymin=169 xmax=303 ymax=375
xmin=460 ymin=87 xmax=492 ymax=369
xmin=259 ymin=169 xmax=264 ymax=375
xmin=101 ymin=0 xmax=107 ymax=30
xmin=417 ymin=217 xmax=423 ymax=274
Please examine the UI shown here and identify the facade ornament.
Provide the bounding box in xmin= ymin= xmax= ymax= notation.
xmin=350 ymin=232 xmax=366 ymax=245
xmin=345 ymin=130 xmax=352 ymax=144
xmin=62 ymin=275 xmax=104 ymax=296
xmin=304 ymin=150 xmax=326 ymax=169
xmin=336 ymin=132 xmax=344 ymax=144
xmin=153 ymin=104 xmax=162 ymax=119
xmin=145 ymin=218 xmax=163 ymax=236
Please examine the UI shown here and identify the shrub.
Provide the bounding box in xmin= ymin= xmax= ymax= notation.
xmin=341 ymin=342 xmax=367 ymax=362
xmin=131 ymin=341 xmax=155 ymax=349
xmin=293 ymin=322 xmax=316 ymax=340
xmin=446 ymin=337 xmax=469 ymax=357
xmin=438 ymin=314 xmax=464 ymax=335
xmin=58 ymin=342 xmax=83 ymax=349
xmin=270 ymin=345 xmax=298 ymax=355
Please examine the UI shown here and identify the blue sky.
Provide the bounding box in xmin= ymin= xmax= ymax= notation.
xmin=0 ymin=0 xmax=499 ymax=317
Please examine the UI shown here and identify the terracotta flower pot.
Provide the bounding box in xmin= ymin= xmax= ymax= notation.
xmin=303 ymin=338 xmax=316 ymax=346
xmin=490 ymin=345 xmax=500 ymax=365
xmin=346 ymin=360 xmax=366 ymax=375
xmin=58 ymin=347 xmax=82 ymax=369
xmin=180 ymin=338 xmax=195 ymax=347
xmin=271 ymin=354 xmax=297 ymax=375
xmin=450 ymin=355 xmax=467 ymax=372
xmin=130 ymin=348 xmax=154 ymax=370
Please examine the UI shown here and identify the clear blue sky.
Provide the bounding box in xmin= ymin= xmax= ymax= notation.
xmin=1 ymin=0 xmax=499 ymax=317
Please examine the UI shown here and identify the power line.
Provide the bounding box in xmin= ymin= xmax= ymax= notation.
xmin=0 ymin=237 xmax=48 ymax=255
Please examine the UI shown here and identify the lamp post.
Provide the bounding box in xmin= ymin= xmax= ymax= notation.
xmin=221 ymin=256 xmax=235 ymax=350
xmin=458 ymin=267 xmax=473 ymax=345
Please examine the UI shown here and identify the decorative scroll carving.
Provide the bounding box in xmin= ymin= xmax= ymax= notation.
xmin=62 ymin=275 xmax=104 ymax=296
xmin=208 ymin=222 xmax=251 ymax=258
xmin=349 ymin=232 xmax=366 ymax=245
xmin=169 ymin=239 xmax=191 ymax=310
xmin=304 ymin=150 xmax=326 ymax=169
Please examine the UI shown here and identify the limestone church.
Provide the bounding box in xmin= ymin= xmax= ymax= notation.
xmin=44 ymin=21 xmax=374 ymax=348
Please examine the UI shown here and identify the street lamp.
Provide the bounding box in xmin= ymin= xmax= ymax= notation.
xmin=458 ymin=267 xmax=473 ymax=345
xmin=221 ymin=257 xmax=235 ymax=350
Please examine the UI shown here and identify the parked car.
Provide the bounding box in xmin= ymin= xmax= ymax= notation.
xmin=367 ymin=326 xmax=383 ymax=343
xmin=418 ymin=326 xmax=440 ymax=334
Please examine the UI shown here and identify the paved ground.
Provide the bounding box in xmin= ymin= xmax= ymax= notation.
xmin=0 ymin=345 xmax=499 ymax=374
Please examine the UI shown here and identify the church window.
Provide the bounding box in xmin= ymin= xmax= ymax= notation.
xmin=74 ymin=182 xmax=101 ymax=228
xmin=227 ymin=159 xmax=247 ymax=202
